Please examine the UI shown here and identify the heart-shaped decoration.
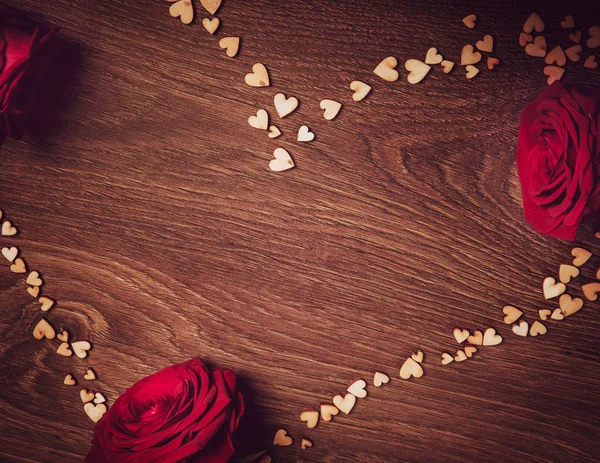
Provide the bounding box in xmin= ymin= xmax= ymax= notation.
xmin=84 ymin=402 xmax=106 ymax=423
xmin=525 ymin=36 xmax=547 ymax=57
xmin=301 ymin=438 xmax=313 ymax=450
xmin=84 ymin=368 xmax=96 ymax=380
xmin=405 ymin=59 xmax=431 ymax=84
xmin=582 ymin=282 xmax=600 ymax=301
xmin=33 ymin=318 xmax=55 ymax=340
xmin=502 ymin=305 xmax=523 ymax=324
xmin=551 ymin=308 xmax=564 ymax=320
xmin=320 ymin=99 xmax=342 ymax=120
xmin=441 ymin=352 xmax=454 ymax=365
xmin=561 ymin=15 xmax=574 ymax=28
xmin=519 ymin=33 xmax=533 ymax=47
xmin=27 ymin=271 xmax=43 ymax=286
xmin=350 ymin=80 xmax=371 ymax=102
xmin=538 ymin=309 xmax=551 ymax=321
xmin=273 ymin=429 xmax=293 ymax=446
xmin=2 ymin=220 xmax=17 ymax=236
xmin=523 ymin=13 xmax=545 ymax=33
xmin=461 ymin=45 xmax=482 ymax=65
xmin=202 ymin=17 xmax=219 ymax=34
xmin=465 ymin=65 xmax=479 ymax=79
xmin=320 ymin=403 xmax=339 ymax=421
xmin=545 ymin=46 xmax=566 ymax=66
xmin=512 ymin=321 xmax=529 ymax=337
xmin=274 ymin=93 xmax=298 ymax=118
xmin=467 ymin=330 xmax=483 ymax=345
xmin=565 ymin=45 xmax=582 ymax=62
xmin=38 ymin=297 xmax=55 ymax=312
xmin=373 ymin=372 xmax=389 ymax=387
xmin=219 ymin=37 xmax=240 ymax=57
xmin=299 ymin=410 xmax=319 ymax=428
xmin=57 ymin=342 xmax=72 ymax=356
xmin=411 ymin=350 xmax=424 ymax=363
xmin=572 ymin=247 xmax=592 ymax=266
xmin=269 ymin=148 xmax=294 ymax=172
xmin=332 ymin=392 xmax=356 ymax=414
xmin=440 ymin=60 xmax=455 ymax=73
xmin=462 ymin=14 xmax=476 ymax=29
xmin=399 ymin=357 xmax=424 ymax=380
xmin=543 ymin=66 xmax=565 ymax=85
xmin=10 ymin=258 xmax=26 ymax=273
xmin=373 ymin=56 xmax=399 ymax=82
xmin=584 ymin=55 xmax=598 ymax=69
xmin=543 ymin=277 xmax=566 ymax=299
xmin=425 ymin=47 xmax=443 ymax=65
xmin=57 ymin=330 xmax=69 ymax=342
xmin=244 ymin=63 xmax=270 ymax=87
xmin=72 ymin=340 xmax=92 ymax=359
xmin=200 ymin=0 xmax=220 ymax=14
xmin=529 ymin=320 xmax=547 ymax=336
xmin=80 ymin=388 xmax=95 ymax=403
xmin=476 ymin=35 xmax=494 ymax=53
xmin=2 ymin=246 xmax=17 ymax=262
xmin=482 ymin=328 xmax=502 ymax=346
xmin=64 ymin=374 xmax=76 ymax=386
xmin=487 ymin=57 xmax=500 ymax=70
xmin=464 ymin=346 xmax=477 ymax=358
xmin=27 ymin=287 xmax=40 ymax=298
xmin=267 ymin=125 xmax=281 ymax=138
xmin=94 ymin=392 xmax=107 ymax=404
xmin=559 ymin=264 xmax=579 ymax=283
xmin=453 ymin=328 xmax=470 ymax=344
xmin=569 ymin=31 xmax=582 ymax=43
xmin=248 ymin=109 xmax=268 ymax=130
xmin=168 ymin=0 xmax=194 ymax=25
xmin=454 ymin=350 xmax=468 ymax=362
xmin=347 ymin=379 xmax=367 ymax=398
xmin=588 ymin=26 xmax=600 ymax=49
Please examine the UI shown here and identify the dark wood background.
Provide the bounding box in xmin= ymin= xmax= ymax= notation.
xmin=1 ymin=0 xmax=600 ymax=461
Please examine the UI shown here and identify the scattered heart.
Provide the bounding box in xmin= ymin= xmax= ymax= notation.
xmin=559 ymin=264 xmax=579 ymax=283
xmin=482 ymin=328 xmax=502 ymax=346
xmin=476 ymin=35 xmax=494 ymax=53
xmin=72 ymin=340 xmax=92 ymax=359
xmin=559 ymin=294 xmax=583 ymax=317
xmin=545 ymin=46 xmax=566 ymax=66
xmin=405 ymin=59 xmax=431 ymax=84
xmin=512 ymin=320 xmax=528 ymax=337
xmin=27 ymin=271 xmax=42 ymax=286
xmin=33 ymin=318 xmax=55 ymax=340
xmin=269 ymin=148 xmax=295 ymax=172
xmin=2 ymin=246 xmax=17 ymax=262
xmin=80 ymin=388 xmax=95 ymax=403
xmin=584 ymin=55 xmax=598 ymax=69
xmin=454 ymin=350 xmax=468 ymax=362
xmin=551 ymin=308 xmax=564 ymax=320
xmin=320 ymin=99 xmax=342 ymax=120
xmin=10 ymin=258 xmax=26 ymax=273
xmin=1 ymin=220 xmax=17 ymax=236
xmin=27 ymin=287 xmax=40 ymax=298
xmin=332 ymin=392 xmax=356 ymax=414
xmin=350 ymin=80 xmax=371 ymax=101
xmin=453 ymin=328 xmax=470 ymax=344
xmin=299 ymin=410 xmax=319 ymax=428
xmin=467 ymin=331 xmax=483 ymax=345
xmin=267 ymin=125 xmax=281 ymax=138
xmin=538 ymin=309 xmax=551 ymax=321
xmin=530 ymin=320 xmax=547 ymax=336
xmin=273 ymin=429 xmax=293 ymax=446
xmin=588 ymin=26 xmax=600 ymax=49
xmin=523 ymin=12 xmax=545 ymax=34
xmin=411 ymin=350 xmax=424 ymax=363
xmin=57 ymin=330 xmax=69 ymax=342
xmin=503 ymin=305 xmax=523 ymax=324
xmin=461 ymin=44 xmax=482 ymax=65
xmin=64 ymin=374 xmax=76 ymax=386
xmin=440 ymin=60 xmax=455 ymax=73
xmin=297 ymin=125 xmax=314 ymax=142
xmin=525 ymin=36 xmax=547 ymax=58
xmin=202 ymin=17 xmax=219 ymax=34
xmin=347 ymin=379 xmax=367 ymax=398
xmin=543 ymin=66 xmax=564 ymax=85
xmin=301 ymin=438 xmax=313 ymax=450
xmin=487 ymin=57 xmax=500 ymax=70
xmin=424 ymin=47 xmax=443 ymax=65
xmin=565 ymin=45 xmax=582 ymax=62
xmin=248 ymin=109 xmax=268 ymax=130
xmin=373 ymin=372 xmax=389 ymax=387
xmin=462 ymin=14 xmax=476 ymax=29
xmin=519 ymin=33 xmax=533 ymax=47
xmin=84 ymin=368 xmax=97 ymax=380
xmin=200 ymin=0 xmax=220 ymax=14
xmin=274 ymin=93 xmax=298 ymax=118
xmin=93 ymin=392 xmax=106 ymax=404
xmin=84 ymin=402 xmax=106 ymax=423
xmin=57 ymin=342 xmax=72 ymax=356
xmin=39 ymin=297 xmax=55 ymax=312
xmin=582 ymin=282 xmax=600 ymax=301
xmin=560 ymin=15 xmax=574 ymax=28
xmin=399 ymin=357 xmax=424 ymax=380
xmin=219 ymin=37 xmax=240 ymax=58
xmin=572 ymin=247 xmax=592 ymax=266
xmin=569 ymin=31 xmax=582 ymax=43
xmin=465 ymin=65 xmax=479 ymax=79
xmin=373 ymin=56 xmax=399 ymax=82
xmin=441 ymin=352 xmax=454 ymax=365
xmin=543 ymin=276 xmax=566 ymax=299
xmin=464 ymin=346 xmax=477 ymax=358
xmin=168 ymin=0 xmax=194 ymax=25
xmin=320 ymin=403 xmax=339 ymax=421
xmin=244 ymin=63 xmax=270 ymax=87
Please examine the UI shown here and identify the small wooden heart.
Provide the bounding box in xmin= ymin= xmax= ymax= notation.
xmin=267 ymin=125 xmax=281 ymax=138
xmin=168 ymin=0 xmax=194 ymax=25
xmin=245 ymin=63 xmax=270 ymax=87
xmin=202 ymin=17 xmax=219 ymax=34
xmin=320 ymin=99 xmax=342 ymax=120
xmin=487 ymin=57 xmax=500 ymax=70
xmin=560 ymin=15 xmax=574 ymax=28
xmin=461 ymin=45 xmax=482 ymax=65
xmin=482 ymin=328 xmax=502 ymax=346
xmin=1 ymin=220 xmax=17 ymax=236
xmin=399 ymin=357 xmax=424 ymax=380
xmin=582 ymin=282 xmax=600 ymax=301
xmin=350 ymin=80 xmax=371 ymax=101
xmin=64 ymin=374 xmax=76 ymax=386
xmin=273 ymin=429 xmax=293 ymax=446
xmin=57 ymin=342 xmax=72 ymax=356
xmin=453 ymin=328 xmax=470 ymax=344
xmin=300 ymin=410 xmax=319 ymax=428
xmin=10 ymin=258 xmax=26 ymax=273
xmin=248 ymin=109 xmax=268 ymax=130
xmin=565 ymin=45 xmax=582 ymax=62
xmin=200 ymin=0 xmax=221 ymax=14
xmin=27 ymin=271 xmax=42 ymax=286
xmin=512 ymin=320 xmax=528 ymax=337
xmin=526 ymin=36 xmax=547 ymax=57
xmin=551 ymin=308 xmax=564 ymax=320
xmin=2 ymin=246 xmax=18 ymax=262
xmin=411 ymin=350 xmax=424 ymax=363
xmin=530 ymin=320 xmax=547 ymax=336
xmin=571 ymin=247 xmax=592 ymax=266
xmin=373 ymin=372 xmax=389 ymax=387
xmin=84 ymin=368 xmax=97 ymax=380
xmin=425 ymin=47 xmax=443 ymax=65
xmin=454 ymin=350 xmax=468 ymax=362
xmin=80 ymin=388 xmax=95 ymax=403
xmin=559 ymin=264 xmax=579 ymax=283
xmin=38 ymin=297 xmax=55 ymax=312
xmin=465 ymin=65 xmax=479 ymax=79
xmin=584 ymin=55 xmax=598 ymax=69
xmin=93 ymin=392 xmax=107 ymax=404
xmin=57 ymin=330 xmax=69 ymax=342
xmin=219 ymin=37 xmax=240 ymax=57
xmin=27 ymin=287 xmax=40 ymax=298
xmin=373 ymin=56 xmax=399 ymax=82
xmin=543 ymin=66 xmax=565 ymax=86
xmin=476 ymin=35 xmax=494 ymax=53
xmin=320 ymin=403 xmax=339 ymax=421
xmin=464 ymin=346 xmax=477 ymax=358
xmin=72 ymin=340 xmax=92 ymax=359
xmin=440 ymin=60 xmax=455 ymax=73
xmin=587 ymin=26 xmax=600 ymax=49
xmin=502 ymin=305 xmax=523 ymax=324
xmin=301 ymin=438 xmax=313 ymax=450
xmin=569 ymin=31 xmax=582 ymax=43
xmin=519 ymin=33 xmax=533 ymax=47
xmin=347 ymin=379 xmax=367 ymax=398
xmin=523 ymin=13 xmax=545 ymax=34
xmin=405 ymin=59 xmax=431 ymax=84
xmin=441 ymin=352 xmax=454 ymax=365
xmin=332 ymin=393 xmax=356 ymax=414
xmin=84 ymin=402 xmax=106 ymax=423
xmin=274 ymin=93 xmax=298 ymax=118
xmin=467 ymin=330 xmax=483 ymax=345
xmin=543 ymin=277 xmax=566 ymax=299
xmin=462 ymin=14 xmax=476 ymax=29
xmin=297 ymin=126 xmax=314 ymax=142
xmin=269 ymin=148 xmax=295 ymax=172
xmin=538 ymin=309 xmax=552 ymax=321
xmin=545 ymin=46 xmax=566 ymax=66
xmin=33 ymin=318 xmax=55 ymax=340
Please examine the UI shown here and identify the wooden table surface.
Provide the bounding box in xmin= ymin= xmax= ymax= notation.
xmin=1 ymin=0 xmax=600 ymax=461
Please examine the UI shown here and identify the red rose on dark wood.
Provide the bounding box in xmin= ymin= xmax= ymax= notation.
xmin=0 ymin=3 xmax=57 ymax=144
xmin=517 ymin=82 xmax=600 ymax=240
xmin=86 ymin=358 xmax=244 ymax=463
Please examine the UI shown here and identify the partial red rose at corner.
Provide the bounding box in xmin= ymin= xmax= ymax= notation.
xmin=517 ymin=82 xmax=600 ymax=240
xmin=86 ymin=358 xmax=245 ymax=463
xmin=0 ymin=3 xmax=57 ymax=145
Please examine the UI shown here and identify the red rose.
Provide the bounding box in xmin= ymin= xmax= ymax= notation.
xmin=517 ymin=82 xmax=600 ymax=240
xmin=0 ymin=3 xmax=57 ymax=144
xmin=86 ymin=358 xmax=244 ymax=463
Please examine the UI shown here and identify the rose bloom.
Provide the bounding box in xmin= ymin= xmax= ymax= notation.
xmin=86 ymin=358 xmax=244 ymax=463
xmin=0 ymin=3 xmax=57 ymax=144
xmin=517 ymin=82 xmax=600 ymax=240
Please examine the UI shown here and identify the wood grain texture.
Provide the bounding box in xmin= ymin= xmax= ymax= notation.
xmin=1 ymin=0 xmax=600 ymax=461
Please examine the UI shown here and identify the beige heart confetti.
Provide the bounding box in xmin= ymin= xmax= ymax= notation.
xmin=2 ymin=246 xmax=17 ymax=262
xmin=503 ymin=305 xmax=523 ymax=324
xmin=72 ymin=340 xmax=92 ymax=359
xmin=465 ymin=65 xmax=479 ymax=79
xmin=84 ymin=368 xmax=97 ymax=380
xmin=299 ymin=410 xmax=319 ymax=428
xmin=64 ymin=374 xmax=76 ymax=386
xmin=202 ymin=17 xmax=219 ymax=34
xmin=565 ymin=45 xmax=582 ymax=62
xmin=551 ymin=308 xmax=564 ymax=320
xmin=482 ymin=328 xmax=502 ymax=346
xmin=523 ymin=12 xmax=545 ymax=33
xmin=572 ymin=247 xmax=592 ymax=266
xmin=27 ymin=287 xmax=40 ymax=298
xmin=273 ymin=429 xmax=293 ymax=446
xmin=543 ymin=66 xmax=564 ymax=85
xmin=454 ymin=350 xmax=468 ymax=362
xmin=94 ymin=392 xmax=107 ymax=404
xmin=274 ymin=93 xmax=298 ymax=118
xmin=440 ymin=60 xmax=455 ymax=73
xmin=441 ymin=352 xmax=454 ymax=365
xmin=461 ymin=45 xmax=482 ymax=65
xmin=476 ymin=35 xmax=494 ymax=53
xmin=588 ymin=26 xmax=600 ymax=49
xmin=84 ymin=402 xmax=106 ymax=423
xmin=245 ymin=63 xmax=270 ymax=87
xmin=453 ymin=328 xmax=470 ymax=344
xmin=80 ymin=388 xmax=95 ymax=403
xmin=373 ymin=56 xmax=399 ymax=82
xmin=27 ymin=271 xmax=42 ymax=286
xmin=219 ymin=37 xmax=240 ymax=58
xmin=538 ymin=309 xmax=552 ymax=321
xmin=411 ymin=350 xmax=424 ymax=363
xmin=33 ymin=318 xmax=55 ymax=340
xmin=467 ymin=330 xmax=483 ymax=345
xmin=269 ymin=148 xmax=295 ymax=172
xmin=559 ymin=264 xmax=579 ymax=283
xmin=267 ymin=125 xmax=281 ymax=138
xmin=399 ymin=357 xmax=424 ymax=380
xmin=462 ymin=14 xmax=476 ymax=29
xmin=584 ymin=55 xmax=598 ymax=69
xmin=582 ymin=282 xmax=600 ymax=301
xmin=168 ymin=0 xmax=194 ymax=25
xmin=530 ymin=320 xmax=547 ymax=336
xmin=569 ymin=31 xmax=582 ymax=43
xmin=320 ymin=99 xmax=342 ymax=120
xmin=559 ymin=294 xmax=583 ymax=317
xmin=347 ymin=379 xmax=367 ymax=398
xmin=332 ymin=392 xmax=356 ymax=414
xmin=525 ymin=36 xmax=547 ymax=57
xmin=512 ymin=320 xmax=528 ymax=337
xmin=2 ymin=220 xmax=17 ymax=236
xmin=57 ymin=342 xmax=72 ymax=356
xmin=545 ymin=46 xmax=566 ymax=66
xmin=405 ymin=59 xmax=431 ymax=84
xmin=561 ymin=15 xmax=574 ymax=28
xmin=248 ymin=109 xmax=268 ymax=130
xmin=320 ymin=403 xmax=339 ymax=421
xmin=373 ymin=372 xmax=389 ymax=387
xmin=487 ymin=57 xmax=500 ymax=70
xmin=350 ymin=80 xmax=371 ymax=102
xmin=10 ymin=258 xmax=26 ymax=273
xmin=425 ymin=47 xmax=443 ymax=64
xmin=38 ymin=297 xmax=55 ymax=312
xmin=519 ymin=32 xmax=533 ymax=47
xmin=301 ymin=438 xmax=313 ymax=450
xmin=200 ymin=0 xmax=220 ymax=14
xmin=57 ymin=330 xmax=69 ymax=342
xmin=464 ymin=346 xmax=477 ymax=358
xmin=543 ymin=276 xmax=566 ymax=299
xmin=297 ymin=126 xmax=314 ymax=142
